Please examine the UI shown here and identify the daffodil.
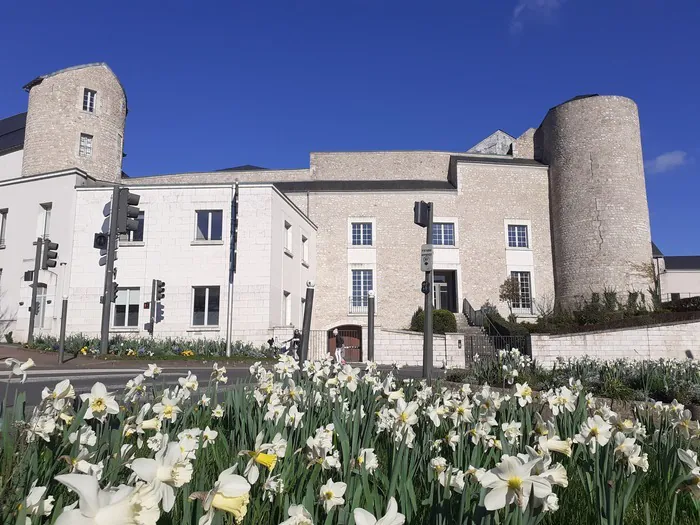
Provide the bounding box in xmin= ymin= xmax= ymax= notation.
xmin=143 ymin=364 xmax=162 ymax=378
xmin=240 ymin=432 xmax=282 ymax=484
xmin=23 ymin=484 xmax=54 ymax=524
xmin=54 ymin=474 xmax=160 ymax=525
xmin=202 ymin=426 xmax=218 ymax=448
xmin=177 ymin=372 xmax=198 ymax=399
xmin=354 ymin=496 xmax=405 ymax=525
xmin=190 ymin=468 xmax=251 ymax=525
xmin=479 ymin=455 xmax=552 ymax=511
xmin=357 ymin=448 xmax=379 ymax=474
xmin=80 ymin=382 xmax=119 ymax=423
xmin=130 ymin=437 xmax=193 ymax=511
xmin=4 ymin=358 xmax=35 ymax=383
xmin=279 ymin=504 xmax=313 ymax=525
xmin=338 ymin=364 xmax=360 ymax=392
xmin=152 ymin=391 xmax=182 ymax=422
xmin=41 ymin=379 xmax=75 ymax=410
xmin=319 ymin=478 xmax=346 ymax=512
xmin=211 ymin=404 xmax=224 ymax=418
xmin=574 ymin=415 xmax=613 ymax=454
xmin=514 ymin=382 xmax=532 ymax=407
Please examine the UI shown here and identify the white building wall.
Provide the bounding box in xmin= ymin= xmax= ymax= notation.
xmin=0 ymin=150 xmax=23 ymax=182
xmin=0 ymin=171 xmax=90 ymax=340
xmin=67 ymin=183 xmax=316 ymax=345
xmin=660 ymin=270 xmax=700 ymax=299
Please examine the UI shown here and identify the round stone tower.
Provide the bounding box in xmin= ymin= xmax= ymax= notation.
xmin=539 ymin=95 xmax=652 ymax=308
xmin=21 ymin=63 xmax=127 ymax=182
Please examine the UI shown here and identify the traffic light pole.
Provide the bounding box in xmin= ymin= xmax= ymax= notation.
xmin=149 ymin=278 xmax=156 ymax=337
xmin=99 ymin=186 xmax=120 ymax=355
xmin=423 ymin=203 xmax=433 ymax=381
xmin=26 ymin=237 xmax=43 ymax=344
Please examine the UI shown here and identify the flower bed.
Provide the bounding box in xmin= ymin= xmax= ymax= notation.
xmin=23 ymin=333 xmax=273 ymax=359
xmin=2 ymin=356 xmax=700 ymax=524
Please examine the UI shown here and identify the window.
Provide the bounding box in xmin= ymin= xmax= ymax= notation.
xmin=351 ymin=269 xmax=373 ymax=307
xmin=282 ymin=291 xmax=291 ymax=325
xmin=0 ymin=209 xmax=7 ymax=247
xmin=113 ymin=288 xmax=140 ymax=327
xmin=507 ymin=225 xmax=529 ymax=248
xmin=83 ymin=89 xmax=96 ymax=113
xmin=510 ymin=271 xmax=532 ymax=311
xmin=195 ymin=210 xmax=223 ymax=241
xmin=39 ymin=203 xmax=52 ymax=239
xmin=433 ymin=223 xmax=455 ymax=246
xmin=119 ymin=212 xmax=144 ymax=242
xmin=79 ymin=133 xmax=93 ymax=157
xmin=351 ymin=222 xmax=373 ymax=246
xmin=301 ymin=235 xmax=309 ymax=263
xmin=193 ymin=286 xmax=220 ymax=326
xmin=284 ymin=221 xmax=292 ymax=252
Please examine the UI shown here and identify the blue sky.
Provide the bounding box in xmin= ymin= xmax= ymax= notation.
xmin=1 ymin=1 xmax=697 ymax=254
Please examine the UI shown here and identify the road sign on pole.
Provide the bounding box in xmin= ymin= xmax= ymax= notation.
xmin=421 ymin=244 xmax=433 ymax=272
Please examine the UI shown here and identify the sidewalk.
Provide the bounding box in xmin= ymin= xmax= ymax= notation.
xmin=0 ymin=344 xmax=265 ymax=370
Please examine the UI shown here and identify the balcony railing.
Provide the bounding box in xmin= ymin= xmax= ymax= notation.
xmin=349 ymin=296 xmax=369 ymax=315
xmin=661 ymin=292 xmax=700 ymax=303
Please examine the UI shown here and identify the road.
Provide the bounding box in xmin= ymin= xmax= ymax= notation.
xmin=1 ymin=363 xmax=444 ymax=408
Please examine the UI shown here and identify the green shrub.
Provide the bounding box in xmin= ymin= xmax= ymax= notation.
xmin=664 ymin=295 xmax=700 ymax=312
xmin=409 ymin=307 xmax=457 ymax=334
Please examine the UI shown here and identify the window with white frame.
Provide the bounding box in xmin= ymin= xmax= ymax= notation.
xmin=351 ymin=269 xmax=373 ymax=307
xmin=79 ymin=133 xmax=93 ymax=157
xmin=0 ymin=209 xmax=7 ymax=247
xmin=282 ymin=291 xmax=291 ymax=325
xmin=432 ymin=223 xmax=455 ymax=246
xmin=119 ymin=211 xmax=144 ymax=242
xmin=195 ymin=210 xmax=223 ymax=241
xmin=351 ymin=222 xmax=373 ymax=246
xmin=301 ymin=235 xmax=309 ymax=263
xmin=510 ymin=271 xmax=532 ymax=311
xmin=83 ymin=89 xmax=96 ymax=113
xmin=113 ymin=288 xmax=140 ymax=327
xmin=507 ymin=224 xmax=529 ymax=248
xmin=192 ymin=286 xmax=220 ymax=326
xmin=284 ymin=221 xmax=292 ymax=252
xmin=39 ymin=203 xmax=52 ymax=239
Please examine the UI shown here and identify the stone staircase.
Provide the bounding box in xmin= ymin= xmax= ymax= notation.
xmin=456 ymin=310 xmax=498 ymax=361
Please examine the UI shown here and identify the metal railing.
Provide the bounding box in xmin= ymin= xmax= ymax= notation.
xmin=348 ymin=296 xmax=368 ymax=314
xmin=463 ymin=298 xmax=484 ymax=327
xmin=661 ymin=292 xmax=700 ymax=303
xmin=465 ymin=334 xmax=530 ymax=362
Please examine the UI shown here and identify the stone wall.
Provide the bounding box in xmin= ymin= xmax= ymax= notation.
xmin=374 ymin=329 xmax=465 ymax=368
xmin=127 ymin=169 xmax=311 ymax=186
xmin=530 ymin=320 xmax=700 ymax=367
xmin=310 ymin=151 xmax=453 ymax=181
xmin=22 ymin=64 xmax=127 ymax=183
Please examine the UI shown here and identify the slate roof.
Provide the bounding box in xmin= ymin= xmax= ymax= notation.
xmin=274 ymin=180 xmax=456 ymax=192
xmin=0 ymin=112 xmax=26 ymax=154
xmin=652 ymin=242 xmax=664 ymax=258
xmin=665 ymin=256 xmax=700 ymax=271
xmin=216 ymin=165 xmax=267 ymax=172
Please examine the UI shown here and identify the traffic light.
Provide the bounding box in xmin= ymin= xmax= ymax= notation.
xmin=93 ymin=233 xmax=108 ymax=250
xmin=156 ymin=280 xmax=165 ymax=301
xmin=117 ymin=188 xmax=141 ymax=234
xmin=41 ymin=239 xmax=59 ymax=270
xmin=110 ymin=281 xmax=119 ymax=303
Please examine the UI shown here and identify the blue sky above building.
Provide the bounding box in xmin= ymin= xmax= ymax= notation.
xmin=0 ymin=0 xmax=697 ymax=254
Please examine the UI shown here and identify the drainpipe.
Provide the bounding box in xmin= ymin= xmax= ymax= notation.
xmin=225 ymin=183 xmax=239 ymax=357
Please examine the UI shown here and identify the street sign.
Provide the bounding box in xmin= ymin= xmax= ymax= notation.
xmin=421 ymin=244 xmax=434 ymax=272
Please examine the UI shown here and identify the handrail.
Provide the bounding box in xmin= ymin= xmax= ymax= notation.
xmin=462 ymin=297 xmax=502 ymax=337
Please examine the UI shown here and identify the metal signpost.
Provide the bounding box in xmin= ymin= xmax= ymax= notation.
xmin=414 ymin=201 xmax=434 ymax=380
xmin=367 ymin=290 xmax=375 ymax=361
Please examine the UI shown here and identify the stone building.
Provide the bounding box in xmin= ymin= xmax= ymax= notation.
xmin=0 ymin=62 xmax=669 ymax=356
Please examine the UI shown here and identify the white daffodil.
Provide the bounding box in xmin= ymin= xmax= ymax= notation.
xmin=147 ymin=433 xmax=164 ymax=452
xmin=357 ymin=448 xmax=379 ymax=474
xmin=338 ymin=364 xmax=360 ymax=392
xmin=501 ymin=421 xmax=522 ymax=445
xmin=124 ymin=374 xmax=147 ymax=402
xmin=202 ymin=426 xmax=218 ymax=448
xmin=514 ymin=383 xmax=533 ymax=407
xmin=199 ymin=394 xmax=211 ymax=407
xmin=80 ymin=382 xmax=119 ymax=423
xmin=70 ymin=425 xmax=97 ymax=447
xmin=152 ymin=391 xmax=182 ymax=422
xmin=285 ymin=404 xmax=305 ymax=429
xmin=262 ymin=475 xmax=285 ymax=502
xmin=4 ymin=358 xmax=35 ymax=383
xmin=144 ymin=363 xmax=162 ymax=378
xmin=319 ymin=478 xmax=346 ymax=512
xmin=479 ymin=455 xmax=552 ymax=511
xmin=547 ymin=386 xmax=577 ymax=416
xmin=41 ymin=379 xmax=75 ymax=410
xmin=450 ymin=398 xmax=474 ymax=426
xmin=23 ymin=484 xmax=54 ymax=524
xmin=212 ymin=363 xmax=228 ymax=383
xmin=54 ymin=474 xmax=160 ymax=525
xmin=178 ymin=372 xmax=199 ymax=399
xmin=25 ymin=412 xmax=56 ymax=443
xmin=212 ymin=404 xmax=225 ymax=418
xmin=354 ymin=496 xmax=406 ymax=525
xmin=574 ymin=415 xmax=613 ymax=454
xmin=190 ymin=467 xmax=251 ymax=525
xmin=240 ymin=432 xmax=285 ymax=484
xmin=389 ymin=399 xmax=419 ymax=428
xmin=279 ymin=504 xmax=313 ymax=525
xmin=130 ymin=437 xmax=193 ymax=511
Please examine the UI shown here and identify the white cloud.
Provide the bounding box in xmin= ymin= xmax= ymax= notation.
xmin=644 ymin=150 xmax=689 ymax=175
xmin=510 ymin=0 xmax=564 ymax=34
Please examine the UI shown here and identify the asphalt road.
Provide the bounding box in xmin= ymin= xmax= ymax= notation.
xmin=1 ymin=364 xmax=444 ymax=408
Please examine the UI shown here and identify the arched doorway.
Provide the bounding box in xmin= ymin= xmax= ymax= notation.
xmin=327 ymin=325 xmax=362 ymax=362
